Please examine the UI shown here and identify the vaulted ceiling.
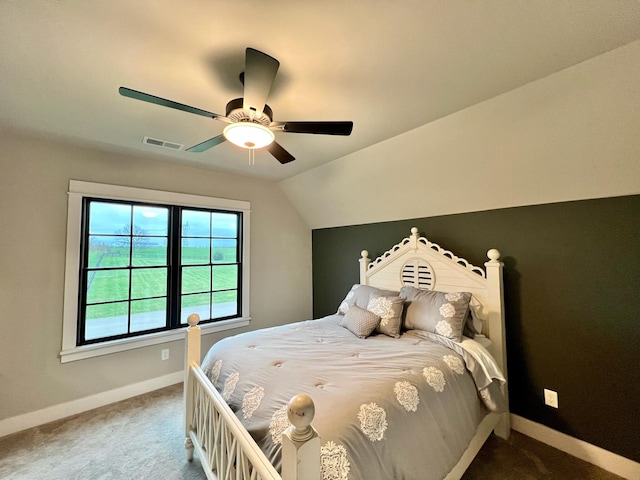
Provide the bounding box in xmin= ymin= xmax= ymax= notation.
xmin=2 ymin=1 xmax=640 ymax=180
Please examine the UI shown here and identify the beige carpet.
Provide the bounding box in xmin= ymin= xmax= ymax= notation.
xmin=0 ymin=384 xmax=206 ymax=480
xmin=0 ymin=383 xmax=623 ymax=480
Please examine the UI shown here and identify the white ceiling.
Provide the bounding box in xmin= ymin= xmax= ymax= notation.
xmin=2 ymin=1 xmax=640 ymax=181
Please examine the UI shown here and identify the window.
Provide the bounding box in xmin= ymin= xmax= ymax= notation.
xmin=61 ymin=181 xmax=250 ymax=362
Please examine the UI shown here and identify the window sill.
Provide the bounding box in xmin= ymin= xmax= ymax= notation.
xmin=59 ymin=317 xmax=250 ymax=363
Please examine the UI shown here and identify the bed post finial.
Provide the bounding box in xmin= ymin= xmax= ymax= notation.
xmin=486 ymin=248 xmax=501 ymax=263
xmin=360 ymin=250 xmax=371 ymax=284
xmin=282 ymin=394 xmax=320 ymax=480
xmin=187 ymin=313 xmax=200 ymax=327
xmin=287 ymin=394 xmax=316 ymax=442
xmin=411 ymin=226 xmax=419 ymax=236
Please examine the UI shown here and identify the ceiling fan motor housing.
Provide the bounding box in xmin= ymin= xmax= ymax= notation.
xmin=225 ymin=98 xmax=273 ymax=125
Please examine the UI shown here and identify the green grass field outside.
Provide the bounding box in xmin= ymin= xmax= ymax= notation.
xmin=85 ymin=245 xmax=238 ymax=320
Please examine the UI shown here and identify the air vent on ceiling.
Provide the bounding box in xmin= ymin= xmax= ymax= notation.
xmin=143 ymin=136 xmax=184 ymax=151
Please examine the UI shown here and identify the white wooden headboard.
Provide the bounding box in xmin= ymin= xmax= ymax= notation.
xmin=359 ymin=227 xmax=507 ymax=379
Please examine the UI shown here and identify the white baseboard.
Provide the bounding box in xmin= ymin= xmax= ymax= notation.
xmin=511 ymin=414 xmax=640 ymax=480
xmin=0 ymin=371 xmax=184 ymax=439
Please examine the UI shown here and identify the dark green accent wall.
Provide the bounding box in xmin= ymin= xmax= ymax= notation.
xmin=312 ymin=195 xmax=640 ymax=462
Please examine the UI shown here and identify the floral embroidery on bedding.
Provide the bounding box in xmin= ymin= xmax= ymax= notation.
xmin=367 ymin=295 xmax=394 ymax=326
xmin=321 ymin=441 xmax=351 ymax=480
xmin=443 ymin=354 xmax=465 ymax=375
xmin=242 ymin=386 xmax=265 ymax=419
xmin=423 ymin=366 xmax=446 ymax=392
xmin=394 ymin=381 xmax=419 ymax=412
xmin=445 ymin=292 xmax=463 ymax=302
xmin=269 ymin=404 xmax=290 ymax=445
xmin=208 ymin=359 xmax=223 ymax=384
xmin=337 ymin=287 xmax=357 ymax=314
xmin=357 ymin=402 xmax=387 ymax=441
xmin=439 ymin=302 xmax=456 ymax=318
xmin=222 ymin=371 xmax=239 ymax=400
xmin=436 ymin=300 xmax=459 ymax=337
xmin=435 ymin=320 xmax=453 ymax=337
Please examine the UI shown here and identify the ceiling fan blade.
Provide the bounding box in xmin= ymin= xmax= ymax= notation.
xmin=186 ymin=135 xmax=226 ymax=152
xmin=267 ymin=141 xmax=295 ymax=164
xmin=119 ymin=87 xmax=222 ymax=119
xmin=242 ymin=48 xmax=279 ymax=116
xmin=280 ymin=121 xmax=354 ymax=136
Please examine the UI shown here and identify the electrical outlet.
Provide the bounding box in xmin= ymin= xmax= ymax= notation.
xmin=544 ymin=388 xmax=558 ymax=408
xmin=161 ymin=349 xmax=170 ymax=361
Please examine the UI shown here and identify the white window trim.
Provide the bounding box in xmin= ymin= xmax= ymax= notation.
xmin=60 ymin=180 xmax=251 ymax=363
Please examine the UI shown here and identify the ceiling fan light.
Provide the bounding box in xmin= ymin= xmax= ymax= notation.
xmin=223 ymin=122 xmax=275 ymax=149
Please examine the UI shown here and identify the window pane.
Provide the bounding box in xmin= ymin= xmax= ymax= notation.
xmin=85 ymin=302 xmax=128 ymax=340
xmin=182 ymin=266 xmax=211 ymax=294
xmin=181 ymin=238 xmax=210 ymax=265
xmin=131 ymin=268 xmax=167 ymax=299
xmin=132 ymin=205 xmax=169 ymax=235
xmin=213 ymin=265 xmax=238 ymax=291
xmin=88 ymin=236 xmax=130 ymax=268
xmin=86 ymin=270 xmax=129 ymax=304
xmin=182 ymin=210 xmax=210 ymax=237
xmin=130 ymin=298 xmax=166 ymax=332
xmin=181 ymin=293 xmax=210 ymax=324
xmin=212 ymin=291 xmax=238 ymax=318
xmin=77 ymin=193 xmax=245 ymax=347
xmin=212 ymin=238 xmax=237 ymax=263
xmin=212 ymin=213 xmax=238 ymax=238
xmin=133 ymin=238 xmax=167 ymax=267
xmin=89 ymin=202 xmax=131 ymax=235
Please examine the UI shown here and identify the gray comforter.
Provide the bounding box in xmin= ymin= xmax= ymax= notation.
xmin=201 ymin=315 xmax=503 ymax=480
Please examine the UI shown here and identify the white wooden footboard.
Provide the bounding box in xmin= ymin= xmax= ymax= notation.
xmin=185 ymin=314 xmax=320 ymax=480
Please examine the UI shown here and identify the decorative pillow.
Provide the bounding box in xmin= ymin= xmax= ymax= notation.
xmin=337 ymin=284 xmax=399 ymax=315
xmin=340 ymin=304 xmax=381 ymax=338
xmin=367 ymin=294 xmax=404 ymax=338
xmin=400 ymin=286 xmax=472 ymax=342
xmin=462 ymin=310 xmax=476 ymax=339
xmin=463 ymin=296 xmax=484 ymax=338
xmin=469 ymin=296 xmax=484 ymax=333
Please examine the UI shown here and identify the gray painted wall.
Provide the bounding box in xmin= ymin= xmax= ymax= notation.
xmin=0 ymin=129 xmax=312 ymax=421
xmin=311 ymin=195 xmax=640 ymax=462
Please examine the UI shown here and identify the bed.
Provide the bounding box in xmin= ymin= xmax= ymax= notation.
xmin=184 ymin=227 xmax=510 ymax=480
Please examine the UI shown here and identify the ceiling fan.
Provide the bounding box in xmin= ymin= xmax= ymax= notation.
xmin=119 ymin=47 xmax=353 ymax=164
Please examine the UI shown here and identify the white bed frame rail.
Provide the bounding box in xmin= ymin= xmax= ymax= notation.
xmin=185 ymin=314 xmax=319 ymax=480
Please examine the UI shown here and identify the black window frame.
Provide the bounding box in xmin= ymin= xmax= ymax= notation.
xmin=76 ymin=197 xmax=243 ymax=346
